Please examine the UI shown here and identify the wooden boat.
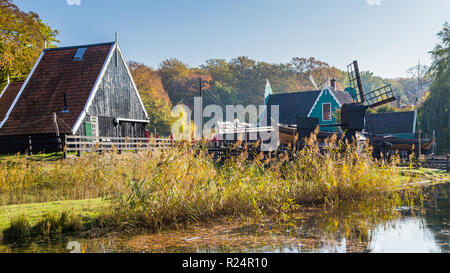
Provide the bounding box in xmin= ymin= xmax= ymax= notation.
xmin=371 ymin=136 xmax=434 ymax=152
xmin=279 ymin=124 xmax=434 ymax=153
xmin=279 ymin=125 xmax=350 ymax=146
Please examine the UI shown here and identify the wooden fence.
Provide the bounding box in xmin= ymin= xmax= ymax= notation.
xmin=61 ymin=135 xmax=450 ymax=172
xmin=422 ymin=154 xmax=450 ymax=171
xmin=64 ymin=135 xmax=173 ymax=157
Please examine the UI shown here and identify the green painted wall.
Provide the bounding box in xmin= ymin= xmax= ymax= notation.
xmin=308 ymin=88 xmax=341 ymax=132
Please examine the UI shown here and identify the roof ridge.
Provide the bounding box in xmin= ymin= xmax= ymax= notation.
xmin=271 ymin=90 xmax=321 ymax=96
xmin=44 ymin=41 xmax=115 ymax=52
xmin=368 ymin=111 xmax=415 ymax=116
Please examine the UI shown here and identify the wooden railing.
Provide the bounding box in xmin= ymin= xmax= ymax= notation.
xmin=64 ymin=135 xmax=173 ymax=157
xmin=399 ymin=154 xmax=450 ymax=172
xmin=218 ymin=126 xmax=274 ymax=135
xmin=422 ymin=154 xmax=450 ymax=172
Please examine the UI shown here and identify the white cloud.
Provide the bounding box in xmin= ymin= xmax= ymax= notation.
xmin=66 ymin=0 xmax=81 ymax=6
xmin=367 ymin=0 xmax=381 ymax=6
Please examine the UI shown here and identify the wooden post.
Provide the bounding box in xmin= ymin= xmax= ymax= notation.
xmin=432 ymin=130 xmax=436 ymax=155
xmin=418 ymin=129 xmax=422 ymax=158
xmin=77 ymin=137 xmax=81 ymax=157
xmin=28 ymin=136 xmax=32 ymax=156
xmin=63 ymin=135 xmax=67 ymax=159
xmin=53 ymin=112 xmax=62 ymax=152
xmin=244 ymin=127 xmax=247 ymax=147
xmin=447 ymin=154 xmax=449 ymax=173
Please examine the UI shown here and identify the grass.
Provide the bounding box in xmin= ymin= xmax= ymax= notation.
xmin=0 ymin=152 xmax=123 ymax=205
xmin=0 ymin=138 xmax=440 ymax=242
xmin=0 ymin=198 xmax=107 ymax=232
xmin=0 ymin=152 xmax=63 ymax=162
xmin=0 ymin=198 xmax=112 ymax=243
xmin=398 ymin=167 xmax=450 ymax=181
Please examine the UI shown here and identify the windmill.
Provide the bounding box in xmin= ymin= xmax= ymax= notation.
xmin=283 ymin=60 xmax=434 ymax=157
xmin=295 ymin=60 xmax=396 ymax=141
xmin=341 ymin=60 xmax=396 ymax=133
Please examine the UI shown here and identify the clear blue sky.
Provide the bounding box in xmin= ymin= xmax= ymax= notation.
xmin=14 ymin=0 xmax=450 ymax=78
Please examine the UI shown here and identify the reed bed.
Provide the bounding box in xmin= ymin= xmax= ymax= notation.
xmin=105 ymin=139 xmax=410 ymax=229
xmin=0 ymin=138 xmax=415 ymax=238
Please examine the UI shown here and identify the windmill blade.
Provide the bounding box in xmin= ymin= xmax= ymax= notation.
xmin=347 ymin=61 xmax=365 ymax=103
xmin=365 ymin=84 xmax=396 ymax=109
xmin=309 ymin=74 xmax=318 ymax=90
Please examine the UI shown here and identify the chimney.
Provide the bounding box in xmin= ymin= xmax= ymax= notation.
xmin=330 ymin=79 xmax=336 ymax=91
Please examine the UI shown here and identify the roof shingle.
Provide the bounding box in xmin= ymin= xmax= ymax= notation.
xmin=331 ymin=89 xmax=354 ymax=105
xmin=268 ymin=90 xmax=321 ymax=125
xmin=0 ymin=82 xmax=23 ymax=122
xmin=365 ymin=111 xmax=417 ymax=135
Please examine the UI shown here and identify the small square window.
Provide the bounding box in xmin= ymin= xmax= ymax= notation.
xmin=73 ymin=48 xmax=87 ymax=61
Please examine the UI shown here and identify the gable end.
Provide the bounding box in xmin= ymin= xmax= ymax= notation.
xmin=71 ymin=44 xmax=116 ymax=134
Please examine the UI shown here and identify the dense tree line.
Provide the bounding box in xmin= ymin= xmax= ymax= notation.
xmin=155 ymin=56 xmax=422 ymax=116
xmin=419 ymin=22 xmax=449 ymax=154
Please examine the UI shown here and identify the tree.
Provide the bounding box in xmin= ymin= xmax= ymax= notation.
xmin=171 ymin=73 xmax=212 ymax=109
xmin=129 ymin=62 xmax=173 ymax=135
xmin=158 ymin=58 xmax=190 ymax=103
xmin=0 ymin=0 xmax=59 ymax=89
xmin=291 ymin=57 xmax=347 ymax=90
xmin=201 ymin=59 xmax=233 ymax=89
xmin=367 ymin=105 xmax=401 ymax=114
xmin=406 ymin=62 xmax=432 ymax=106
xmin=419 ymin=22 xmax=449 ymax=154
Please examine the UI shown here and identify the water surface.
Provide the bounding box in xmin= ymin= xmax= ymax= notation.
xmin=1 ymin=183 xmax=449 ymax=253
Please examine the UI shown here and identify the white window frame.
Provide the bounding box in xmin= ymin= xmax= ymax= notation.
xmin=90 ymin=116 xmax=99 ymax=138
xmin=322 ymin=103 xmax=332 ymax=121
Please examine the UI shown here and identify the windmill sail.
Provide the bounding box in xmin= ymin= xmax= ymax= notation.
xmin=365 ymin=84 xmax=396 ymax=109
xmin=309 ymin=74 xmax=318 ymax=90
xmin=347 ymin=61 xmax=396 ymax=109
xmin=347 ymin=61 xmax=365 ymax=103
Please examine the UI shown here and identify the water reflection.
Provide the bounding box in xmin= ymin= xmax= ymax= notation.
xmin=1 ymin=183 xmax=449 ymax=253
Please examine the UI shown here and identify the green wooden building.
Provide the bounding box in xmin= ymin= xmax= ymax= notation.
xmin=267 ymin=85 xmax=354 ymax=132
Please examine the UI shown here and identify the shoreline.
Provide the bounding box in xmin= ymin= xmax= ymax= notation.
xmin=1 ymin=178 xmax=448 ymax=245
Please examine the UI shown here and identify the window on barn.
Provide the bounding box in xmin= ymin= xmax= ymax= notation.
xmin=73 ymin=48 xmax=87 ymax=61
xmin=322 ymin=103 xmax=332 ymax=121
xmin=90 ymin=116 xmax=99 ymax=138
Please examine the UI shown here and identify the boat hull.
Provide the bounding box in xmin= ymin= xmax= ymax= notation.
xmin=278 ymin=125 xmax=434 ymax=153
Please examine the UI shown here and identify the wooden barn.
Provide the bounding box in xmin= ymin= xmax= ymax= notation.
xmin=0 ymin=39 xmax=149 ymax=154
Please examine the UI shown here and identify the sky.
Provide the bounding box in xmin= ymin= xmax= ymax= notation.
xmin=13 ymin=0 xmax=450 ymax=78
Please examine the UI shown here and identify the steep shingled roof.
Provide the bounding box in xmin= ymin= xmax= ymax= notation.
xmin=267 ymin=91 xmax=321 ymax=125
xmin=0 ymin=82 xmax=23 ymax=122
xmin=0 ymin=42 xmax=114 ymax=136
xmin=331 ymin=89 xmax=354 ymax=105
xmin=365 ymin=111 xmax=417 ymax=135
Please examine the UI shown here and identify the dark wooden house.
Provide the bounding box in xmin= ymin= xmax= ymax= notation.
xmin=365 ymin=111 xmax=418 ymax=139
xmin=0 ymin=40 xmax=149 ymax=154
